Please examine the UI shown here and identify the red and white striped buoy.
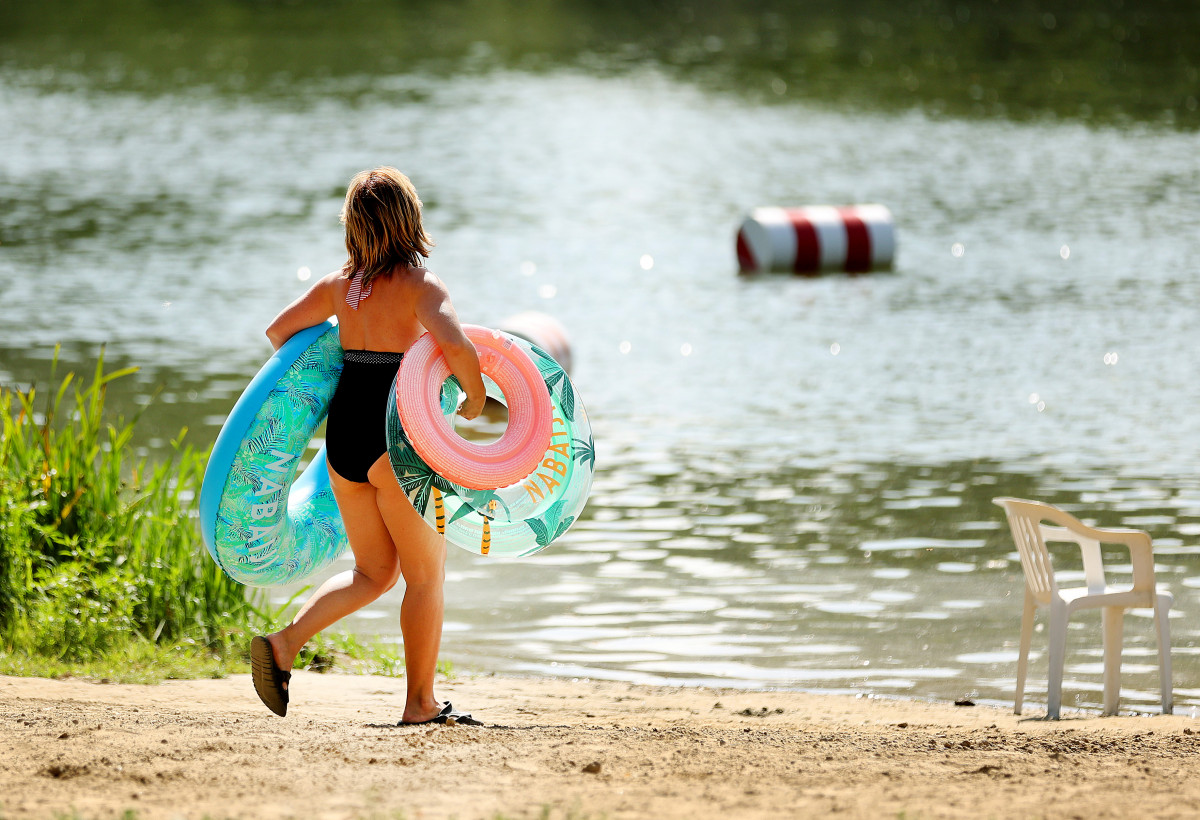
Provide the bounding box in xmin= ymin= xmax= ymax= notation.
xmin=736 ymin=204 xmax=895 ymax=274
xmin=497 ymin=311 xmax=573 ymax=374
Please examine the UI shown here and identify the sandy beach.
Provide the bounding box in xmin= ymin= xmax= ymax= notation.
xmin=2 ymin=672 xmax=1199 ymax=819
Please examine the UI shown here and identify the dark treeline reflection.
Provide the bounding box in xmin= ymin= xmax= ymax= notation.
xmin=2 ymin=0 xmax=1197 ymax=127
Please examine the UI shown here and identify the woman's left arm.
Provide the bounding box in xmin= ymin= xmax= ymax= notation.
xmin=266 ymin=273 xmax=339 ymax=350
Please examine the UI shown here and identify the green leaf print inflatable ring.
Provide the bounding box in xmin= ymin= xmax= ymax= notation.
xmin=387 ymin=326 xmax=595 ymax=558
xmin=199 ymin=322 xmax=347 ymax=586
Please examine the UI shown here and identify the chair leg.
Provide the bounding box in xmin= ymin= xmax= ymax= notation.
xmin=1101 ymin=606 xmax=1124 ymax=716
xmin=1015 ymin=589 xmax=1036 ymax=716
xmin=1155 ymin=594 xmax=1173 ymax=716
xmin=1046 ymin=601 xmax=1069 ymax=720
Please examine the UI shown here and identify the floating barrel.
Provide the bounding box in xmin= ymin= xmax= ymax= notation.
xmin=736 ymin=204 xmax=895 ymax=274
xmin=497 ymin=311 xmax=573 ymax=374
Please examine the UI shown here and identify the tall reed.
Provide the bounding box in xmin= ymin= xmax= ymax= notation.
xmin=0 ymin=350 xmax=259 ymax=663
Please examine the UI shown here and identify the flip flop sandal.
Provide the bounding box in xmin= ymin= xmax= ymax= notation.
xmin=250 ymin=636 xmax=291 ymax=717
xmin=398 ymin=701 xmax=483 ymax=726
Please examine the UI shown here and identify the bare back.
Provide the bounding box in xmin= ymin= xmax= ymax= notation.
xmin=333 ymin=265 xmax=431 ymax=353
xmin=266 ymin=261 xmax=484 ymax=419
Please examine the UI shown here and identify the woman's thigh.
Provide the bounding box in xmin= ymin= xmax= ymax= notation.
xmin=367 ymin=455 xmax=445 ymax=585
xmin=328 ymin=463 xmax=402 ymax=588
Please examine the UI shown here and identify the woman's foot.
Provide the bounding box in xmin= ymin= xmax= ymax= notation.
xmin=264 ymin=631 xmax=293 ymax=688
xmin=398 ymin=701 xmax=483 ymax=726
xmin=399 ymin=698 xmax=445 ymax=725
xmin=250 ymin=635 xmax=291 ymax=717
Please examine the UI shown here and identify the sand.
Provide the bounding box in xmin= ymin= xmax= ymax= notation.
xmin=2 ymin=671 xmax=1199 ymax=819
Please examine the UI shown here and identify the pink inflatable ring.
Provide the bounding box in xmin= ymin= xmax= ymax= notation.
xmin=395 ymin=325 xmax=553 ymax=490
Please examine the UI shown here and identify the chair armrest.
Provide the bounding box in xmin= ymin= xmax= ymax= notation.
xmin=1094 ymin=528 xmax=1156 ymax=593
xmin=1089 ymin=527 xmax=1157 ymax=591
xmin=1039 ymin=523 xmax=1156 ymax=593
xmin=1047 ymin=516 xmax=1146 ymax=545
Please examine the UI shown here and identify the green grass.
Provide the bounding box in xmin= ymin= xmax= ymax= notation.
xmin=0 ymin=635 xmax=244 ymax=682
xmin=0 ymin=350 xmax=261 ymax=677
xmin=0 ymin=350 xmax=435 ymax=684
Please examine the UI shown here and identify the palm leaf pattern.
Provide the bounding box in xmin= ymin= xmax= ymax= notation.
xmin=529 ymin=345 xmax=574 ymax=422
xmin=212 ymin=325 xmax=346 ymax=585
xmin=572 ymin=434 xmax=596 ymax=469
xmin=446 ymin=502 xmax=477 ymax=527
xmin=457 ymin=487 xmax=513 ymax=521
xmin=524 ymin=499 xmax=576 ymax=547
xmin=390 ymin=445 xmax=440 ymax=514
xmin=525 ymin=517 xmax=550 ymax=547
xmin=386 ymin=389 xmax=456 ymax=516
xmin=439 ymin=375 xmax=462 ymax=416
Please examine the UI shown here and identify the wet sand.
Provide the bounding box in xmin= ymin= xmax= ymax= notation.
xmin=2 ymin=672 xmax=1199 ymax=819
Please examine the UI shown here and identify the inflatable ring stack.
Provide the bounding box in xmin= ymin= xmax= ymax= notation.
xmin=200 ymin=322 xmax=594 ymax=586
xmin=199 ymin=322 xmax=347 ymax=587
xmin=387 ymin=325 xmax=594 ymax=558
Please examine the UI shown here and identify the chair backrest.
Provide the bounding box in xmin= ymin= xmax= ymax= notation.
xmin=993 ymin=497 xmax=1060 ymax=602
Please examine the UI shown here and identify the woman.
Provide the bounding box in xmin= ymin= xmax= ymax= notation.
xmin=251 ymin=167 xmax=486 ymax=725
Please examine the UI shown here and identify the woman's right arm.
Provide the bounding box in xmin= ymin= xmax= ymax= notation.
xmin=413 ymin=272 xmax=486 ymax=420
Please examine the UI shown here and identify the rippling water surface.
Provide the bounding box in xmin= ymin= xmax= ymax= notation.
xmin=3 ymin=3 xmax=1200 ymax=714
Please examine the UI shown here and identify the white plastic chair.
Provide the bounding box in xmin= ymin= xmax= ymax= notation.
xmin=993 ymin=497 xmax=1172 ymax=719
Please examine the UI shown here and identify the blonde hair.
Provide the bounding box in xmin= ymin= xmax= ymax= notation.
xmin=339 ymin=167 xmax=433 ymax=286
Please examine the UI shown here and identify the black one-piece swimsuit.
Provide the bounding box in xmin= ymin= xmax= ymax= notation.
xmin=325 ymin=349 xmax=405 ymax=483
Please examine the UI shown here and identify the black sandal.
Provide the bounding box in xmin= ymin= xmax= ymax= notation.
xmin=250 ymin=636 xmax=291 ymax=717
xmin=398 ymin=701 xmax=482 ymax=726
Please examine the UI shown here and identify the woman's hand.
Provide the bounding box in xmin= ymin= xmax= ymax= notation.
xmin=457 ymin=392 xmax=486 ymax=421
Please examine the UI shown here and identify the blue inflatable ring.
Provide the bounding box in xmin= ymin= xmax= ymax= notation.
xmin=199 ymin=322 xmax=347 ymax=587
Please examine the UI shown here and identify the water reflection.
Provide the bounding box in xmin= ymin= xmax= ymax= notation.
xmin=316 ymin=455 xmax=1200 ymax=714
xmin=3 ymin=0 xmax=1197 ymax=127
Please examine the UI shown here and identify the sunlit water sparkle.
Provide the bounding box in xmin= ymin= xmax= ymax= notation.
xmin=3 ymin=64 xmax=1200 ymax=714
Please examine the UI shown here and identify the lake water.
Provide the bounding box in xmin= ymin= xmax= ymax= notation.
xmin=3 ymin=1 xmax=1199 ymax=715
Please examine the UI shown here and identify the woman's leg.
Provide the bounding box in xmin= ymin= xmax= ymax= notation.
xmin=367 ymin=455 xmax=447 ymax=724
xmin=264 ymin=464 xmax=403 ymax=680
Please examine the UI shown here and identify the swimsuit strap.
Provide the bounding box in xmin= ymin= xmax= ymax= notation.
xmin=346 ymin=271 xmax=373 ymax=309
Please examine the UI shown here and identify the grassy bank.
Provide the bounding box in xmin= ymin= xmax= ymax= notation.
xmin=0 ymin=352 xmax=260 ymax=679
xmin=0 ymin=352 xmax=418 ymax=683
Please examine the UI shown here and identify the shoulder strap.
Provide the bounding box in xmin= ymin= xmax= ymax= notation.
xmin=345 ymin=271 xmax=373 ymax=310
